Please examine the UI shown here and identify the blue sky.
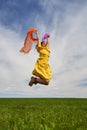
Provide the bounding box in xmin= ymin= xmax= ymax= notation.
xmin=0 ymin=0 xmax=87 ymax=97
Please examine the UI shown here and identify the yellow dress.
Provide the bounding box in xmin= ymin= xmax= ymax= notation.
xmin=32 ymin=41 xmax=52 ymax=80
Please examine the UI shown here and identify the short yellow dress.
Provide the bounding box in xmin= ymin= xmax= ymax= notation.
xmin=32 ymin=41 xmax=52 ymax=80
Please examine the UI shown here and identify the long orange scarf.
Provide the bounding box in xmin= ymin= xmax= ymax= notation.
xmin=20 ymin=28 xmax=38 ymax=54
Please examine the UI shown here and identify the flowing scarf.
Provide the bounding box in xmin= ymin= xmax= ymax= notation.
xmin=20 ymin=28 xmax=38 ymax=54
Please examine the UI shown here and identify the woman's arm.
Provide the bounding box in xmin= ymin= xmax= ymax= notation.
xmin=36 ymin=30 xmax=40 ymax=43
xmin=35 ymin=31 xmax=40 ymax=49
xmin=46 ymin=36 xmax=50 ymax=46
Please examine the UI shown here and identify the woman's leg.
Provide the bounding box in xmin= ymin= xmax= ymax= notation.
xmin=36 ymin=77 xmax=49 ymax=85
xmin=29 ymin=76 xmax=49 ymax=86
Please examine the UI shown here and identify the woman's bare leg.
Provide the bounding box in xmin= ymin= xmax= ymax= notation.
xmin=29 ymin=76 xmax=49 ymax=86
xmin=36 ymin=77 xmax=49 ymax=85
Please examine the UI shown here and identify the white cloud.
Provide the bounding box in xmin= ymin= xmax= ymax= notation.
xmin=0 ymin=25 xmax=34 ymax=93
xmin=42 ymin=1 xmax=87 ymax=97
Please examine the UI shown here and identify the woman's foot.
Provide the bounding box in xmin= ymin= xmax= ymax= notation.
xmin=29 ymin=77 xmax=37 ymax=87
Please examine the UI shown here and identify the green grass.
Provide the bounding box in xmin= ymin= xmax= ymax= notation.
xmin=0 ymin=98 xmax=87 ymax=130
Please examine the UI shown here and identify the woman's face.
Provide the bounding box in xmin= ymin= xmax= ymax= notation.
xmin=41 ymin=41 xmax=47 ymax=47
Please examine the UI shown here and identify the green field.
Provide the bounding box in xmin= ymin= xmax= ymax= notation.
xmin=0 ymin=98 xmax=87 ymax=130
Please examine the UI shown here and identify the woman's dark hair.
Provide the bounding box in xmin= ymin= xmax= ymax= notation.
xmin=41 ymin=42 xmax=43 ymax=45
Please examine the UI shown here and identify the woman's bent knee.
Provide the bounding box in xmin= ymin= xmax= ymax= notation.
xmin=45 ymin=80 xmax=49 ymax=85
